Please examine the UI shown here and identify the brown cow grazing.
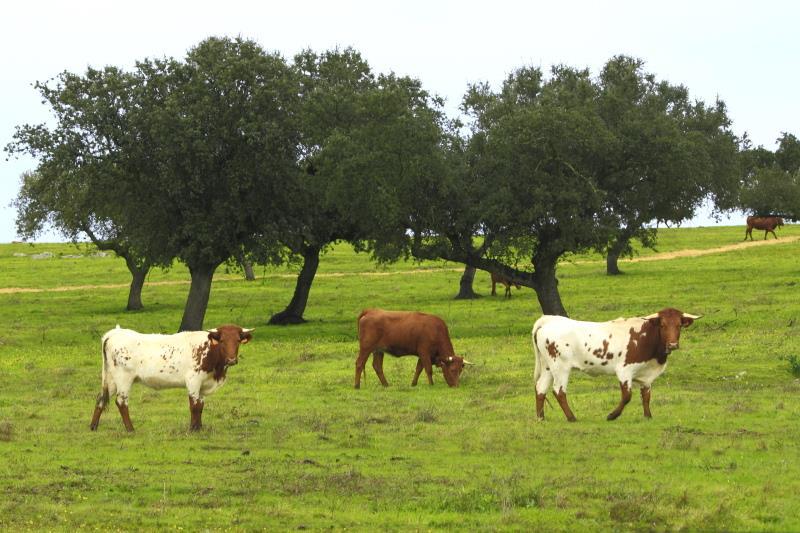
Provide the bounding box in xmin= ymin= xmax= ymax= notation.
xmin=490 ymin=272 xmax=521 ymax=298
xmin=355 ymin=309 xmax=472 ymax=388
xmin=745 ymin=215 xmax=784 ymax=240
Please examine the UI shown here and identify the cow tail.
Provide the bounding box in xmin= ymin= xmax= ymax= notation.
xmin=531 ymin=319 xmax=546 ymax=386
xmin=96 ymin=335 xmax=112 ymax=411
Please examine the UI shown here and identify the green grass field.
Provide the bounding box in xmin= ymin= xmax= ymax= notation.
xmin=1 ymin=225 xmax=799 ymax=531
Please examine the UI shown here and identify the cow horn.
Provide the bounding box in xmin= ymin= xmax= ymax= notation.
xmin=207 ymin=328 xmax=218 ymax=333
xmin=463 ymin=359 xmax=475 ymax=365
xmin=241 ymin=328 xmax=255 ymax=333
xmin=682 ymin=313 xmax=702 ymax=320
xmin=447 ymin=356 xmax=453 ymax=362
xmin=640 ymin=313 xmax=659 ymax=320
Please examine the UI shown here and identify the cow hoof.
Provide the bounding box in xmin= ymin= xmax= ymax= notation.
xmin=606 ymin=413 xmax=619 ymax=421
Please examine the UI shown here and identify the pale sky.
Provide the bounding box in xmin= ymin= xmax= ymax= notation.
xmin=2 ymin=0 xmax=797 ymax=242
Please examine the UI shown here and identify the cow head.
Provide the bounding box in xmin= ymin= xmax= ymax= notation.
xmin=208 ymin=325 xmax=254 ymax=367
xmin=641 ymin=308 xmax=701 ymax=354
xmin=436 ymin=355 xmax=474 ymax=387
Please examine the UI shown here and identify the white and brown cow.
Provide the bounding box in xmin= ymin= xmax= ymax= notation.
xmin=531 ymin=308 xmax=700 ymax=421
xmin=89 ymin=324 xmax=253 ymax=432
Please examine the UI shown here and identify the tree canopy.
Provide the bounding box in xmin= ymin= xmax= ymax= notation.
xmin=738 ymin=132 xmax=800 ymax=219
xmin=8 ymin=37 xmax=301 ymax=330
xmin=10 ymin=41 xmax=769 ymax=322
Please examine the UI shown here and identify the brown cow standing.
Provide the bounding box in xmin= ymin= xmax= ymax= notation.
xmin=355 ymin=309 xmax=471 ymax=388
xmin=745 ymin=216 xmax=784 ymax=240
xmin=490 ymin=272 xmax=521 ymax=298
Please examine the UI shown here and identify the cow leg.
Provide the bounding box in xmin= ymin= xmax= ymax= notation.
xmin=640 ymin=386 xmax=652 ymax=418
xmin=354 ymin=347 xmax=371 ymax=389
xmin=421 ymin=354 xmax=435 ymax=385
xmin=505 ymin=286 xmax=511 ymax=299
xmin=551 ymin=371 xmax=576 ymax=421
xmin=372 ymin=352 xmax=389 ymax=387
xmin=553 ymin=388 xmax=576 ymax=422
xmin=89 ymin=386 xmax=110 ymax=431
xmin=115 ymin=395 xmax=134 ymax=432
xmin=768 ymin=229 xmax=777 ymax=239
xmin=189 ymin=396 xmax=204 ymax=431
xmin=535 ymin=368 xmax=554 ymax=420
xmin=744 ymin=228 xmax=751 ymax=241
xmin=114 ymin=377 xmax=135 ymax=431
xmin=411 ymin=359 xmax=424 ymax=386
xmin=491 ymin=280 xmax=497 ymax=296
xmin=607 ymin=381 xmax=632 ymax=421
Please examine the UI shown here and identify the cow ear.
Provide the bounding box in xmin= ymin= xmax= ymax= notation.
xmin=208 ymin=330 xmax=221 ymax=344
xmin=240 ymin=331 xmax=253 ymax=344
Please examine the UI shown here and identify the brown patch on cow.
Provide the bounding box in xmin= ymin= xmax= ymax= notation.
xmin=199 ymin=342 xmax=229 ymax=382
xmin=592 ymin=339 xmax=610 ymax=360
xmin=193 ymin=342 xmax=208 ymax=368
xmin=545 ymin=340 xmax=559 ymax=360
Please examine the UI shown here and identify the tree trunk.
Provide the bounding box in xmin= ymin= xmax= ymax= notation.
xmin=242 ymin=259 xmax=256 ymax=281
xmin=606 ymin=237 xmax=628 ymax=276
xmin=606 ymin=248 xmax=622 ymax=276
xmin=124 ymin=257 xmax=149 ymax=311
xmin=532 ymin=257 xmax=568 ymax=317
xmin=179 ymin=263 xmax=218 ymax=332
xmin=454 ymin=266 xmax=480 ymax=299
xmin=269 ymin=245 xmax=321 ymax=325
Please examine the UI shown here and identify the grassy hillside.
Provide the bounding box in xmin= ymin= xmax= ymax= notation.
xmin=1 ymin=225 xmax=799 ymax=531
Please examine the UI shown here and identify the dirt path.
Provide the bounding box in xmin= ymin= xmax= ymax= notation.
xmin=2 ymin=236 xmax=797 ymax=295
xmin=621 ymin=234 xmax=799 ymax=263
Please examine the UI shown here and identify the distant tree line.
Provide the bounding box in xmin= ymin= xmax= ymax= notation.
xmin=7 ymin=37 xmax=800 ymax=329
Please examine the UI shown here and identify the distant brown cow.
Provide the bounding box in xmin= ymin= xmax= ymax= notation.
xmin=355 ymin=309 xmax=471 ymax=388
xmin=745 ymin=216 xmax=784 ymax=240
xmin=490 ymin=272 xmax=521 ymax=298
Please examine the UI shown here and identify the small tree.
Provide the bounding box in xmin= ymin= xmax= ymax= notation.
xmin=10 ymin=37 xmax=301 ymax=330
xmin=7 ymin=66 xmax=158 ymax=311
xmin=124 ymin=38 xmax=300 ymax=330
xmin=403 ymin=66 xmax=610 ymax=316
xmin=738 ymin=133 xmax=800 ymax=219
xmin=267 ymin=50 xmax=452 ymax=323
xmin=595 ymin=56 xmax=740 ymax=275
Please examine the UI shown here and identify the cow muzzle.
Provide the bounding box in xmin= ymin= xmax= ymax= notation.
xmin=666 ymin=342 xmax=679 ymax=352
xmin=225 ymin=358 xmax=239 ymax=367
